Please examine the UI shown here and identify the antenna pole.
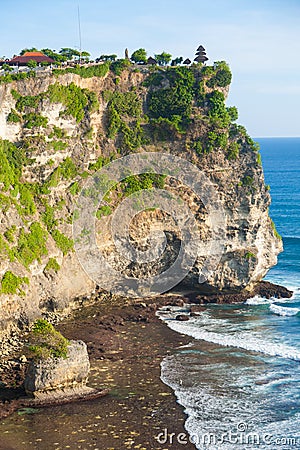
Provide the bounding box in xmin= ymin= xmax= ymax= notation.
xmin=77 ymin=4 xmax=82 ymax=64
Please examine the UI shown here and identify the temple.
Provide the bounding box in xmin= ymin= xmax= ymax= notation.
xmin=5 ymin=51 xmax=54 ymax=66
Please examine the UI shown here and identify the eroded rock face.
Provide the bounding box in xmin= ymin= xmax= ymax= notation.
xmin=0 ymin=68 xmax=282 ymax=337
xmin=24 ymin=340 xmax=90 ymax=397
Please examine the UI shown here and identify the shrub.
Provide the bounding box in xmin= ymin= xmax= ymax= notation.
xmin=47 ymin=82 xmax=96 ymax=123
xmin=17 ymin=222 xmax=48 ymax=267
xmin=192 ymin=140 xmax=204 ymax=155
xmin=110 ymin=58 xmax=131 ymax=75
xmin=4 ymin=225 xmax=17 ymax=243
xmin=46 ymin=167 xmax=61 ymax=188
xmin=15 ymin=94 xmax=40 ymax=112
xmin=41 ymin=203 xmax=57 ymax=231
xmin=96 ymin=205 xmax=112 ymax=218
xmin=44 ymin=257 xmax=60 ymax=273
xmin=123 ymin=173 xmax=165 ymax=195
xmin=0 ymin=234 xmax=15 ymax=261
xmin=19 ymin=184 xmax=36 ymax=215
xmin=28 ymin=319 xmax=69 ymax=360
xmin=227 ymin=142 xmax=240 ymax=160
xmin=23 ymin=113 xmax=48 ymax=129
xmin=60 ymin=157 xmax=78 ymax=179
xmin=69 ymin=181 xmax=80 ymax=195
xmin=49 ymin=140 xmax=68 ymax=152
xmin=245 ymin=251 xmax=256 ymax=260
xmin=106 ymin=91 xmax=145 ymax=149
xmin=206 ymin=130 xmax=228 ymax=151
xmin=53 ymin=62 xmax=110 ymax=79
xmin=49 ymin=126 xmax=68 ymax=139
xmin=88 ymin=155 xmax=111 ymax=171
xmin=51 ymin=229 xmax=74 ymax=255
xmin=270 ymin=219 xmax=282 ymax=240
xmin=1 ymin=271 xmax=29 ymax=295
xmin=207 ymin=91 xmax=231 ymax=128
xmin=241 ymin=175 xmax=254 ymax=187
xmin=150 ymin=115 xmax=185 ymax=137
xmin=0 ymin=71 xmax=34 ymax=84
xmin=147 ymin=67 xmax=195 ymax=125
xmin=206 ymin=61 xmax=232 ymax=88
xmin=257 ymin=152 xmax=262 ymax=165
xmin=7 ymin=109 xmax=21 ymax=123
xmin=0 ymin=139 xmax=27 ymax=189
xmin=227 ymin=106 xmax=238 ymax=122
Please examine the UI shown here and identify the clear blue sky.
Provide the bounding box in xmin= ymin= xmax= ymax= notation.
xmin=1 ymin=0 xmax=299 ymax=137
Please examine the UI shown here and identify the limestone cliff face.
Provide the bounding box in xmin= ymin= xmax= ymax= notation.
xmin=0 ymin=64 xmax=282 ymax=336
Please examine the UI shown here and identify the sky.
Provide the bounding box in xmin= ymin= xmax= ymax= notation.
xmin=1 ymin=0 xmax=300 ymax=137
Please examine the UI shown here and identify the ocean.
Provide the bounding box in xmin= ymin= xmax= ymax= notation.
xmin=159 ymin=138 xmax=300 ymax=449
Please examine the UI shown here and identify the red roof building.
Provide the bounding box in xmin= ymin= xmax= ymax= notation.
xmin=6 ymin=51 xmax=55 ymax=66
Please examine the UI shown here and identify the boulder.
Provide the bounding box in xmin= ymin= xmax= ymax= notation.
xmin=175 ymin=314 xmax=189 ymax=321
xmin=24 ymin=340 xmax=90 ymax=397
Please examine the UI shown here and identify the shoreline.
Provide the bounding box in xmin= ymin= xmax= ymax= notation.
xmin=0 ymin=281 xmax=293 ymax=448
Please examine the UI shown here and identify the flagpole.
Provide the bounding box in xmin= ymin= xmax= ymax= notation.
xmin=77 ymin=4 xmax=82 ymax=64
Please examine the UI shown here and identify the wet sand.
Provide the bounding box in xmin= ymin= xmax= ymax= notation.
xmin=0 ymin=296 xmax=196 ymax=450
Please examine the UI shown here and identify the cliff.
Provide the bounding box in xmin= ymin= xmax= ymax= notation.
xmin=0 ymin=62 xmax=282 ymax=336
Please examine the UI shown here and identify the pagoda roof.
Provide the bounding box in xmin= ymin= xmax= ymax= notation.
xmin=194 ymin=55 xmax=209 ymax=63
xmin=183 ymin=58 xmax=191 ymax=65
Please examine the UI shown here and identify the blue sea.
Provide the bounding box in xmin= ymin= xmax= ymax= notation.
xmin=159 ymin=138 xmax=300 ymax=449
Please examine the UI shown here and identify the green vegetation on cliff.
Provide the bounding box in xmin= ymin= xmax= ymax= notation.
xmin=1 ymin=271 xmax=29 ymax=296
xmin=0 ymin=59 xmax=265 ymax=301
xmin=28 ymin=319 xmax=69 ymax=360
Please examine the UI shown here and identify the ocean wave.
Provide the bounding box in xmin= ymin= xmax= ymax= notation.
xmin=269 ymin=303 xmax=300 ymax=317
xmin=245 ymin=296 xmax=273 ymax=305
xmin=162 ymin=320 xmax=300 ymax=361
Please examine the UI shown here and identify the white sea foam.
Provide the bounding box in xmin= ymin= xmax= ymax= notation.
xmin=161 ymin=354 xmax=300 ymax=450
xmin=161 ymin=319 xmax=300 ymax=361
xmin=245 ymin=296 xmax=272 ymax=305
xmin=270 ymin=303 xmax=300 ymax=317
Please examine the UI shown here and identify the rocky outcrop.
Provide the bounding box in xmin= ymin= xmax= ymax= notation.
xmin=24 ymin=340 xmax=89 ymax=397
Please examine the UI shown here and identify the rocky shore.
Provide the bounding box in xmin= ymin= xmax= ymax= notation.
xmin=0 ymin=281 xmax=292 ymax=430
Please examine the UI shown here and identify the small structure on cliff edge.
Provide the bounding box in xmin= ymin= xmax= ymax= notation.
xmin=183 ymin=58 xmax=191 ymax=65
xmin=194 ymin=45 xmax=209 ymax=64
xmin=147 ymin=56 xmax=157 ymax=65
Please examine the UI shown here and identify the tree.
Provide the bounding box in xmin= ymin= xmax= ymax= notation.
xmin=2 ymin=63 xmax=12 ymax=72
xmin=20 ymin=47 xmax=38 ymax=55
xmin=80 ymin=51 xmax=90 ymax=62
xmin=131 ymin=48 xmax=147 ymax=64
xmin=41 ymin=48 xmax=67 ymax=63
xmin=59 ymin=48 xmax=80 ymax=60
xmin=27 ymin=59 xmax=37 ymax=69
xmin=227 ymin=106 xmax=238 ymax=122
xmin=171 ymin=57 xmax=183 ymax=66
xmin=40 ymin=60 xmax=51 ymax=67
xmin=97 ymin=54 xmax=117 ymax=62
xmin=154 ymin=52 xmax=172 ymax=66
